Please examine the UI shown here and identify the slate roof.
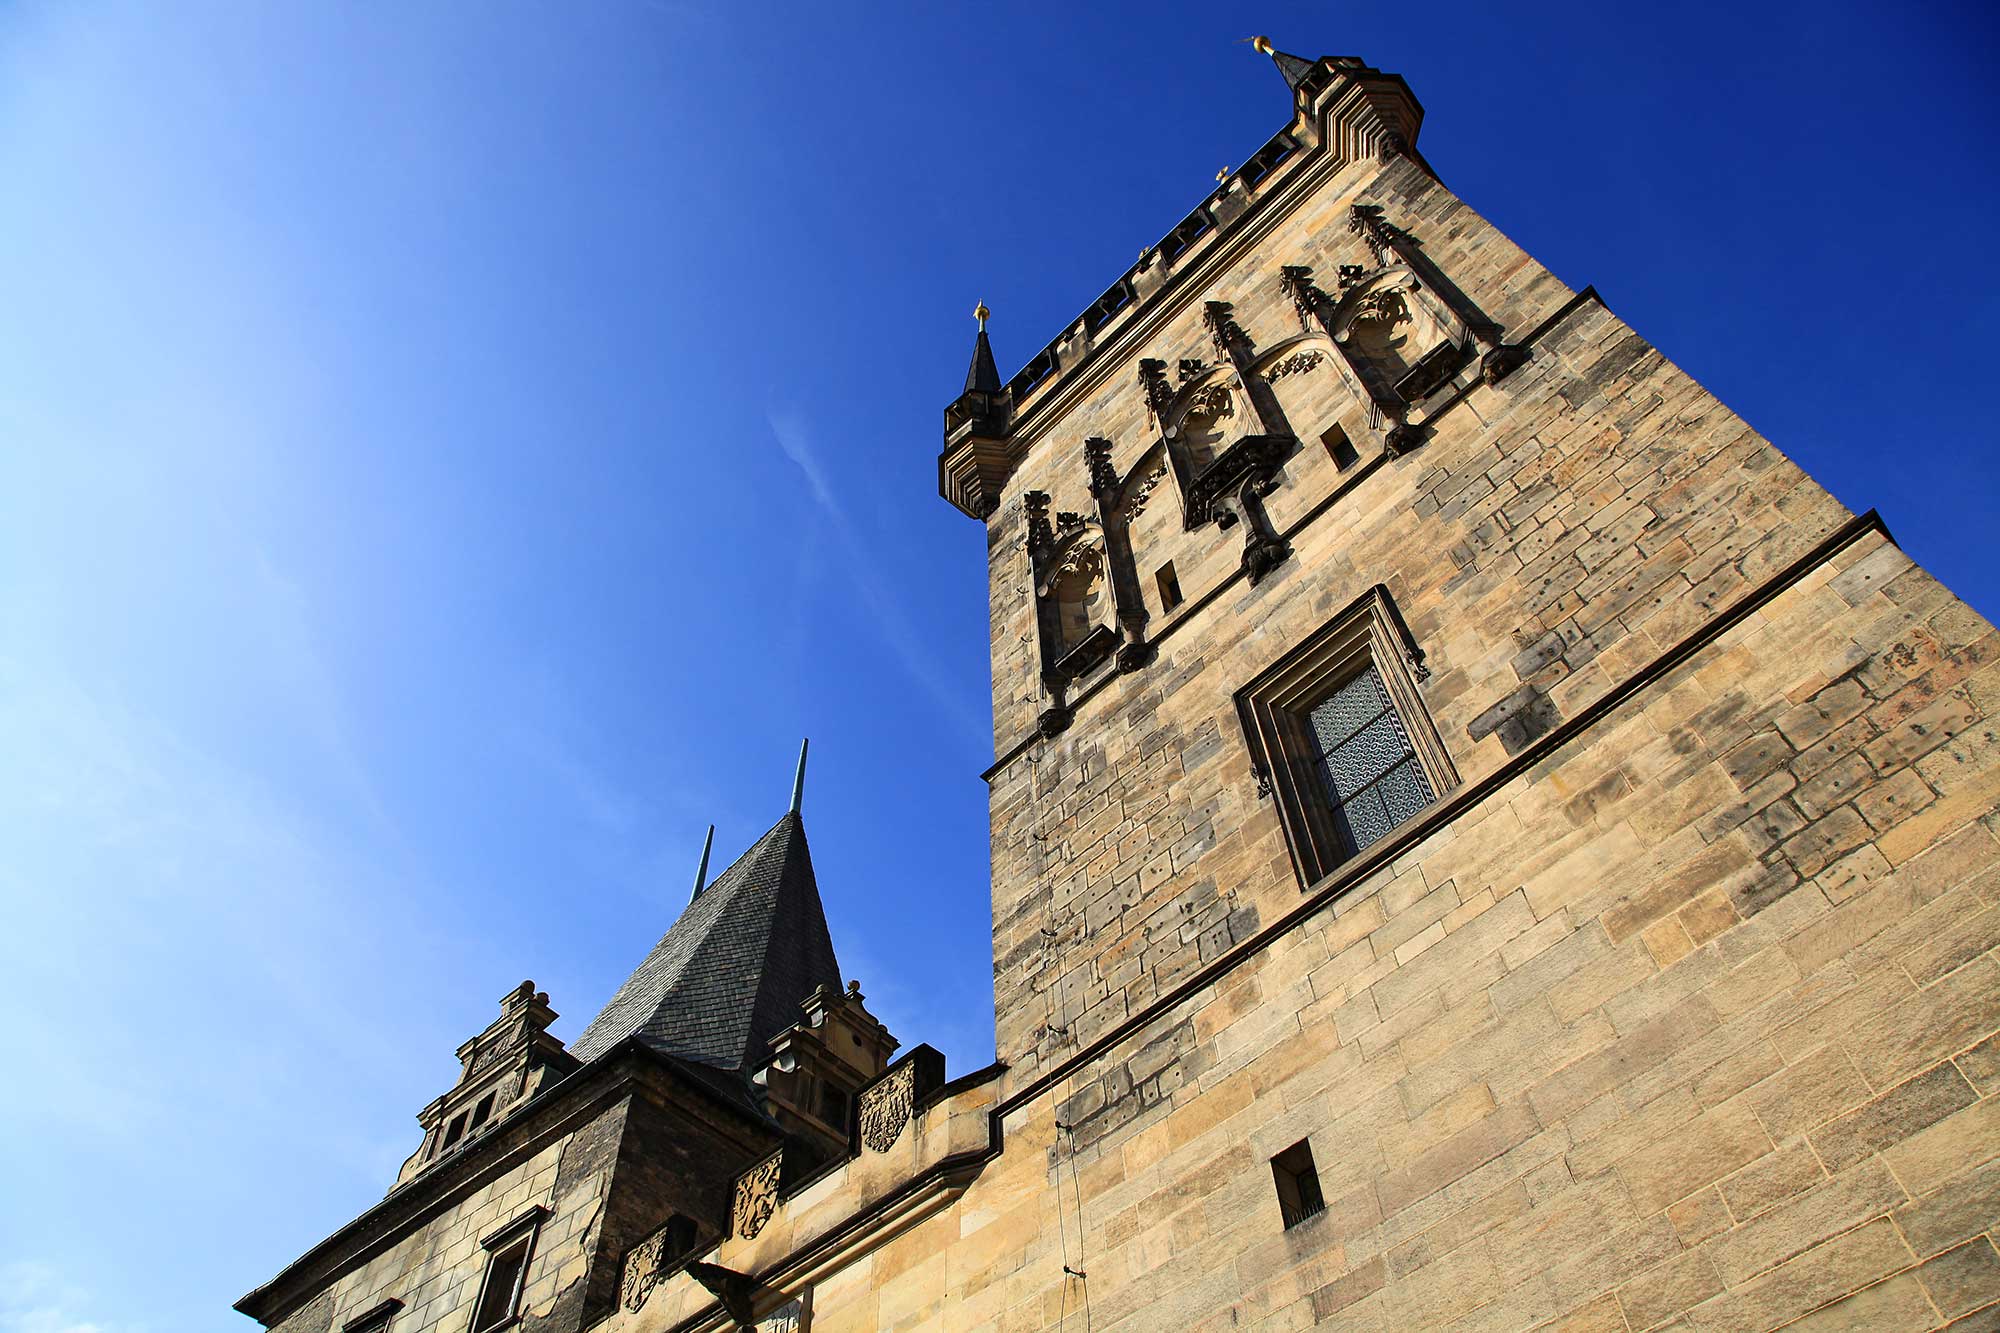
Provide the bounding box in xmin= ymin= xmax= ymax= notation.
xmin=569 ymin=811 xmax=844 ymax=1076
xmin=1266 ymin=45 xmax=1320 ymax=96
xmin=965 ymin=328 xmax=1002 ymax=395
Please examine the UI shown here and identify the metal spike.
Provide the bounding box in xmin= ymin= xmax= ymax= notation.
xmin=691 ymin=824 xmax=714 ymax=899
xmin=790 ymin=738 xmax=809 ymax=815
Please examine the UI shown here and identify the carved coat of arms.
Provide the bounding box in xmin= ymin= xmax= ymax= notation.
xmin=859 ymin=1062 xmax=915 ymax=1153
xmin=734 ymin=1150 xmax=783 ymax=1240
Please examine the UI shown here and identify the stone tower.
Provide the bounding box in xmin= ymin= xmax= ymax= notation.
xmin=240 ymin=42 xmax=2000 ymax=1333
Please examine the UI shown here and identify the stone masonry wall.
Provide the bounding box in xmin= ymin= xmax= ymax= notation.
xmin=621 ymin=530 xmax=2000 ymax=1331
xmin=612 ymin=134 xmax=2000 ymax=1333
xmin=267 ymin=1110 xmax=617 ymax=1333
xmin=983 ymin=152 xmax=1856 ymax=1083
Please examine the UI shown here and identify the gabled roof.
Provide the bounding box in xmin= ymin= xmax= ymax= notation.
xmin=569 ymin=811 xmax=843 ymax=1075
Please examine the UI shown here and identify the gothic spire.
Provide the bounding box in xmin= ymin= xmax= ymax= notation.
xmin=965 ymin=301 xmax=1002 ymax=395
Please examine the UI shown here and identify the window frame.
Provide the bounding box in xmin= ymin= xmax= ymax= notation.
xmin=1236 ymin=585 xmax=1456 ymax=888
xmin=470 ymin=1206 xmax=548 ymax=1333
xmin=342 ymin=1299 xmax=402 ymax=1333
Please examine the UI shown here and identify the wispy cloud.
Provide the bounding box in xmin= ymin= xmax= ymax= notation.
xmin=767 ymin=409 xmax=983 ymax=741
xmin=0 ymin=1263 xmax=130 ymax=1333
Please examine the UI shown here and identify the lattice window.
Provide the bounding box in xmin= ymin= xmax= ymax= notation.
xmin=1236 ymin=586 xmax=1455 ymax=887
xmin=1308 ymin=664 xmax=1436 ymax=858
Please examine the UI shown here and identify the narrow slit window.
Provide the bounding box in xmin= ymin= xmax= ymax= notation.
xmin=1156 ymin=562 xmax=1184 ymax=614
xmin=1272 ymin=1138 xmax=1325 ymax=1229
xmin=1321 ymin=425 xmax=1359 ymax=470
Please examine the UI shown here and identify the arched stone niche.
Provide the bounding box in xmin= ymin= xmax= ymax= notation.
xmin=1253 ymin=334 xmax=1345 ymax=450
xmin=1169 ymin=376 xmax=1243 ymax=479
xmin=1329 ymin=266 xmax=1465 ymax=409
xmin=1024 ymin=491 xmax=1120 ymax=702
xmin=1045 ymin=533 xmax=1112 ymax=664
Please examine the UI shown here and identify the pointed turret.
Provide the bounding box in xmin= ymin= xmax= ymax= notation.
xmin=965 ymin=302 xmax=1002 ymax=395
xmin=570 ymin=810 xmax=843 ymax=1077
xmin=1251 ymin=35 xmax=1321 ymax=97
xmin=941 ymin=302 xmax=1017 ymax=519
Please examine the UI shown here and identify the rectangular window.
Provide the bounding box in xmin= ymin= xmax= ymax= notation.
xmin=1321 ymin=425 xmax=1359 ymax=470
xmin=472 ymin=1209 xmax=545 ymax=1333
xmin=470 ymin=1092 xmax=496 ymax=1131
xmin=1156 ymin=561 xmax=1183 ymax=614
xmin=1308 ymin=663 xmax=1435 ymax=856
xmin=1236 ymin=586 xmax=1455 ymax=887
xmin=342 ymin=1300 xmax=402 ymax=1333
xmin=1271 ymin=1139 xmax=1326 ymax=1229
xmin=442 ymin=1111 xmax=470 ymax=1150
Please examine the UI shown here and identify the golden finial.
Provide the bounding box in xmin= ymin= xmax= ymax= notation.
xmin=1252 ymin=35 xmax=1274 ymax=57
xmin=1216 ymin=166 xmax=1231 ymax=184
xmin=974 ymin=301 xmax=990 ymax=332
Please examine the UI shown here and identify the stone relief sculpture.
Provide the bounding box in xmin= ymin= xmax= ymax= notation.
xmin=734 ymin=1150 xmax=783 ymax=1240
xmin=859 ymin=1062 xmax=915 ymax=1153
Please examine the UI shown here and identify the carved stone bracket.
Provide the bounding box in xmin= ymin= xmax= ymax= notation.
xmin=859 ymin=1061 xmax=916 ymax=1153
xmin=734 ymin=1150 xmax=783 ymax=1240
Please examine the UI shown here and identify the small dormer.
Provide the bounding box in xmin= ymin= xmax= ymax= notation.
xmin=754 ymin=981 xmax=897 ymax=1160
xmin=396 ymin=981 xmax=579 ymax=1186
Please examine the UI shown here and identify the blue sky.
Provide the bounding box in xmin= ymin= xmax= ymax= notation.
xmin=1 ymin=3 xmax=1995 ymax=1331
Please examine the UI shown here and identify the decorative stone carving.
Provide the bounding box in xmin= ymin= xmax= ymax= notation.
xmin=1054 ymin=511 xmax=1089 ymax=542
xmin=1084 ymin=437 xmax=1117 ymax=498
xmin=734 ymin=1150 xmax=782 ymax=1240
xmin=1183 ymin=383 xmax=1234 ymax=420
xmin=859 ymin=1061 xmax=916 ymax=1153
xmin=1278 ymin=265 xmax=1319 ymax=330
xmin=621 ymin=1227 xmax=669 ymax=1312
xmin=1138 ymin=359 xmax=1175 ymax=425
xmin=1177 ymin=358 xmax=1207 ymax=384
xmin=1120 ymin=461 xmax=1168 ymax=524
xmin=1347 ymin=204 xmax=1402 ymax=266
xmin=1263 ymin=350 xmax=1325 ymax=382
xmin=1202 ymin=301 xmax=1246 ymax=361
xmin=1348 ymin=287 xmax=1409 ymax=330
xmin=1023 ymin=491 xmax=1052 ymax=554
xmin=1052 ymin=539 xmax=1103 ymax=585
xmin=759 ymin=1298 xmax=806 ymax=1332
